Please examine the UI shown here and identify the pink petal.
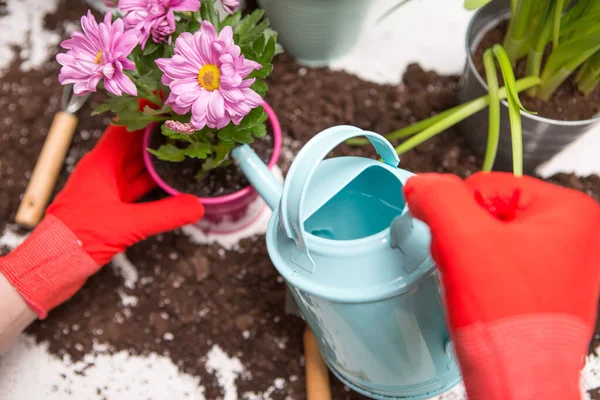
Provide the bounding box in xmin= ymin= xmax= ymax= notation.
xmin=192 ymin=93 xmax=210 ymax=119
xmin=218 ymin=26 xmax=233 ymax=43
xmin=109 ymin=70 xmax=138 ymax=96
xmin=169 ymin=0 xmax=201 ymax=12
xmin=220 ymin=74 xmax=242 ymax=89
xmin=220 ymin=62 xmax=237 ymax=77
xmin=207 ymin=91 xmax=225 ymax=121
xmin=103 ymin=63 xmax=115 ymax=79
xmin=170 ymin=77 xmax=200 ymax=95
xmin=200 ymin=21 xmax=217 ymax=42
xmin=220 ymin=87 xmax=244 ymax=103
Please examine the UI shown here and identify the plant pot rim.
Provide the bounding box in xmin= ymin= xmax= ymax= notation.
xmin=465 ymin=3 xmax=600 ymax=126
xmin=143 ymin=101 xmax=282 ymax=205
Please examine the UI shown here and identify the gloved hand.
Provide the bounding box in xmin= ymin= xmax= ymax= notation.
xmin=0 ymin=124 xmax=204 ymax=318
xmin=404 ymin=172 xmax=600 ymax=400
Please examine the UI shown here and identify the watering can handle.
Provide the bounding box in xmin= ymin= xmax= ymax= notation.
xmin=280 ymin=126 xmax=399 ymax=272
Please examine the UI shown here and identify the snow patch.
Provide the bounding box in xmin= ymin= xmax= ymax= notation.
xmin=0 ymin=0 xmax=62 ymax=76
xmin=243 ymin=377 xmax=287 ymax=400
xmin=0 ymin=225 xmax=28 ymax=250
xmin=205 ymin=345 xmax=244 ymax=400
xmin=117 ymin=289 xmax=138 ymax=307
xmin=0 ymin=335 xmax=205 ymax=399
xmin=111 ymin=253 xmax=138 ymax=289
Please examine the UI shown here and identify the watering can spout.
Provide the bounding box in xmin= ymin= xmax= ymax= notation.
xmin=231 ymin=144 xmax=282 ymax=210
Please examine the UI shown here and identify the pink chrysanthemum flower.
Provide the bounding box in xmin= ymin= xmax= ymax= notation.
xmin=156 ymin=21 xmax=263 ymax=130
xmin=221 ymin=0 xmax=239 ymax=14
xmin=57 ymin=11 xmax=138 ymax=96
xmin=118 ymin=0 xmax=201 ymax=48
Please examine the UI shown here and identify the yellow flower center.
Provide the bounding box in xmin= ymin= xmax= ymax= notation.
xmin=197 ymin=64 xmax=221 ymax=91
xmin=94 ymin=51 xmax=103 ymax=64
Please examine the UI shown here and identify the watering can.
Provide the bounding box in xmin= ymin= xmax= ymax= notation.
xmin=231 ymin=126 xmax=462 ymax=400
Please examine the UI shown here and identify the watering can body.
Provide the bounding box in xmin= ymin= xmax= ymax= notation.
xmin=232 ymin=126 xmax=461 ymax=399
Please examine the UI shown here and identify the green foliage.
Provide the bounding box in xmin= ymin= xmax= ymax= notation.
xmin=463 ymin=0 xmax=491 ymax=11
xmin=148 ymin=144 xmax=187 ymax=162
xmin=217 ymin=106 xmax=268 ymax=144
xmin=494 ymin=0 xmax=600 ymax=99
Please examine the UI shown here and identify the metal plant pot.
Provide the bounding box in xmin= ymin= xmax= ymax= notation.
xmin=458 ymin=0 xmax=600 ymax=174
xmin=257 ymin=0 xmax=369 ymax=67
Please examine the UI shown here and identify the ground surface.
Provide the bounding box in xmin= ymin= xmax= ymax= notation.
xmin=1 ymin=1 xmax=600 ymax=400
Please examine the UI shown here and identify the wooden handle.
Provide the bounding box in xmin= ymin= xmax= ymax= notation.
xmin=303 ymin=326 xmax=331 ymax=400
xmin=15 ymin=112 xmax=78 ymax=228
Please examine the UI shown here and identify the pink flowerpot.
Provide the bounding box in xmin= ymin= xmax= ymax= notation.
xmin=143 ymin=102 xmax=282 ymax=234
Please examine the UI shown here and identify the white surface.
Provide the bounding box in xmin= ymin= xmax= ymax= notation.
xmin=0 ymin=0 xmax=599 ymax=399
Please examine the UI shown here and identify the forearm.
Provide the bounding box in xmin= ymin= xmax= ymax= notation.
xmin=454 ymin=314 xmax=588 ymax=400
xmin=0 ymin=273 xmax=36 ymax=352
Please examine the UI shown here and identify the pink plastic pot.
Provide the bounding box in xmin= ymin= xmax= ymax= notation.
xmin=143 ymin=102 xmax=282 ymax=234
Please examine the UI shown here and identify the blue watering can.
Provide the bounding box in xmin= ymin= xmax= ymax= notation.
xmin=231 ymin=126 xmax=462 ymax=400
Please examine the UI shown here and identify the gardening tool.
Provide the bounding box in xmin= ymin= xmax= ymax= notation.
xmin=15 ymin=85 xmax=90 ymax=228
xmin=285 ymin=289 xmax=332 ymax=400
xmin=231 ymin=125 xmax=461 ymax=400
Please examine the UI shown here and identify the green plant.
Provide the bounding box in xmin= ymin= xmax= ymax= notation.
xmin=465 ymin=0 xmax=600 ymax=100
xmin=348 ymin=44 xmax=537 ymax=176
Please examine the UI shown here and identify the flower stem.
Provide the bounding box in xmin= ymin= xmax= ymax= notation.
xmin=394 ymin=77 xmax=540 ymax=156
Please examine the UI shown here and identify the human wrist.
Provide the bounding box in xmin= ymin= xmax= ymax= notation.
xmin=0 ymin=215 xmax=99 ymax=318
xmin=453 ymin=313 xmax=588 ymax=400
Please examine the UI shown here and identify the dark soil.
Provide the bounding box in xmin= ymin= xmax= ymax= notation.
xmin=472 ymin=20 xmax=600 ymax=121
xmin=150 ymin=125 xmax=274 ymax=197
xmin=1 ymin=1 xmax=599 ymax=398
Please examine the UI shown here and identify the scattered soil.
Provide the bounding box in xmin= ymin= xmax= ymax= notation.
xmin=472 ymin=20 xmax=600 ymax=121
xmin=149 ymin=125 xmax=274 ymax=197
xmin=1 ymin=1 xmax=599 ymax=398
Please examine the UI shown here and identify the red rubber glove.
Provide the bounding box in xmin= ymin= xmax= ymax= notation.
xmin=404 ymin=172 xmax=600 ymax=400
xmin=0 ymin=124 xmax=204 ymax=318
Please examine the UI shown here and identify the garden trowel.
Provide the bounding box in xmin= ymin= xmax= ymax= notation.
xmin=285 ymin=289 xmax=332 ymax=400
xmin=15 ymin=85 xmax=90 ymax=228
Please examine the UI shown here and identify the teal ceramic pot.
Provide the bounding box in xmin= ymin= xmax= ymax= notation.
xmin=257 ymin=0 xmax=370 ymax=67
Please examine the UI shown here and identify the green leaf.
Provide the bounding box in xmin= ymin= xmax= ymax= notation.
xmin=144 ymin=105 xmax=171 ymax=116
xmin=221 ymin=10 xmax=242 ymax=28
xmin=161 ymin=123 xmax=194 ymax=142
xmin=250 ymin=80 xmax=268 ymax=97
xmin=553 ymin=0 xmax=566 ymax=49
xmin=251 ymin=123 xmax=267 ymax=139
xmin=91 ymin=95 xmax=134 ymax=115
xmin=200 ymin=0 xmax=220 ymax=30
xmin=147 ymin=144 xmax=186 ymax=162
xmin=492 ymin=44 xmax=535 ymax=113
xmin=184 ymin=142 xmax=212 ymax=159
xmin=143 ymin=41 xmax=161 ymax=56
xmin=482 ymin=48 xmax=500 ymax=173
xmin=235 ymin=9 xmax=265 ymax=40
xmin=463 ymin=0 xmax=491 ymax=10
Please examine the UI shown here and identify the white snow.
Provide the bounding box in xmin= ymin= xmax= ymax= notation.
xmin=205 ymin=345 xmax=245 ymax=400
xmin=0 ymin=0 xmax=62 ymax=77
xmin=0 ymin=225 xmax=28 ymax=250
xmin=111 ymin=252 xmax=139 ymax=289
xmin=0 ymin=336 xmax=205 ymax=400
